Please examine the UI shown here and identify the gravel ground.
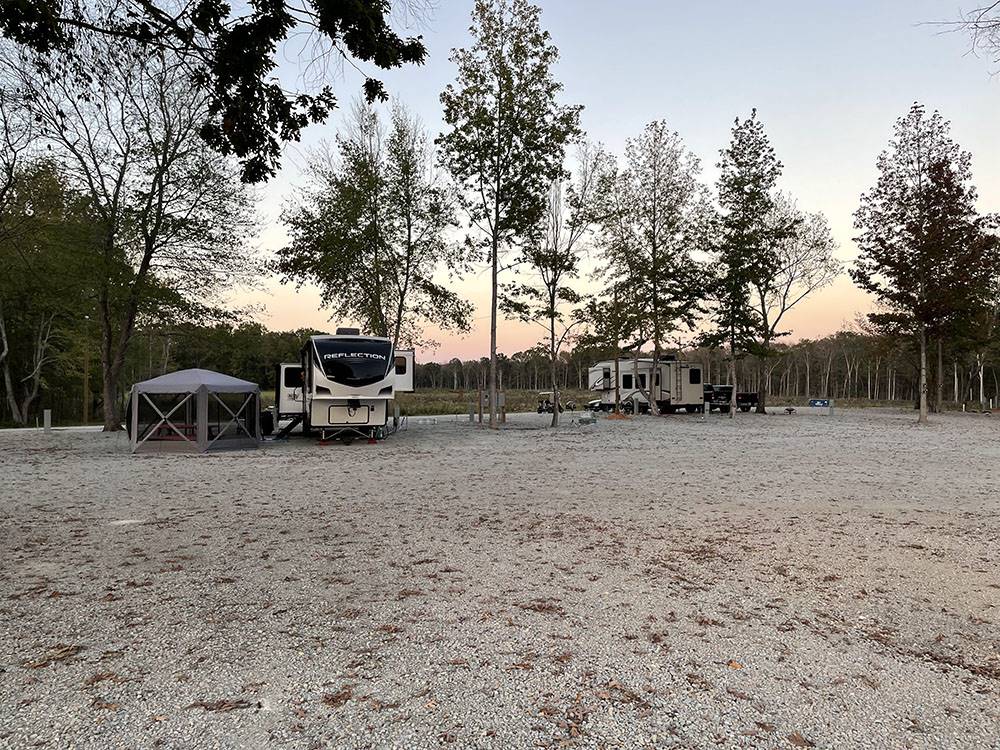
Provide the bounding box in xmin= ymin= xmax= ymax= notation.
xmin=1 ymin=408 xmax=999 ymax=750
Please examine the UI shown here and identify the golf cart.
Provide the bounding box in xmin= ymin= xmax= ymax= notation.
xmin=537 ymin=391 xmax=564 ymax=413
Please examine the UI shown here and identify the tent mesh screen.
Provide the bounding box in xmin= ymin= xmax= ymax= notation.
xmin=136 ymin=393 xmax=196 ymax=445
xmin=208 ymin=392 xmax=257 ymax=442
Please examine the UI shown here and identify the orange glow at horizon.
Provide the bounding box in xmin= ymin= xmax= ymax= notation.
xmin=241 ymin=272 xmax=875 ymax=363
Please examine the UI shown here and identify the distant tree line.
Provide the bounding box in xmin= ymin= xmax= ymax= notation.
xmin=9 ymin=304 xmax=1000 ymax=427
xmin=408 ymin=328 xmax=1000 ymax=411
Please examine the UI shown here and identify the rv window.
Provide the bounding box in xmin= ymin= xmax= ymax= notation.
xmin=638 ymin=373 xmax=647 ymax=389
xmin=689 ymin=368 xmax=702 ymax=385
xmin=312 ymin=338 xmax=392 ymax=387
xmin=622 ymin=374 xmax=633 ymax=389
xmin=394 ymin=356 xmax=407 ymax=375
xmin=602 ymin=368 xmax=611 ymax=390
xmin=282 ymin=367 xmax=303 ymax=388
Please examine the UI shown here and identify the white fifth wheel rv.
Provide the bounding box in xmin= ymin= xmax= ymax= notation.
xmin=587 ymin=357 xmax=704 ymax=414
xmin=273 ymin=328 xmax=414 ymax=442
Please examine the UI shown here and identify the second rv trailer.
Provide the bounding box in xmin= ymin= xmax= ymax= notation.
xmin=588 ymin=357 xmax=704 ymax=413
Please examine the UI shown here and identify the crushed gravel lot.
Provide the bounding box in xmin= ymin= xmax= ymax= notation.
xmin=1 ymin=408 xmax=999 ymax=749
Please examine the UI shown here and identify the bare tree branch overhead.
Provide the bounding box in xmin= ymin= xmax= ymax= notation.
xmin=958 ymin=2 xmax=1000 ymax=62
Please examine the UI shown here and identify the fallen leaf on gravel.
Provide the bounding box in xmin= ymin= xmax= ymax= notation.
xmin=788 ymin=731 xmax=815 ymax=747
xmin=367 ymin=698 xmax=401 ymax=711
xmin=187 ymin=698 xmax=258 ymax=712
xmin=517 ymin=599 xmax=564 ymax=615
xmin=84 ymin=671 xmax=117 ymax=686
xmin=91 ymin=697 xmax=119 ymax=711
xmin=321 ymin=686 xmax=353 ymax=708
xmin=598 ymin=680 xmax=650 ymax=708
xmin=727 ymin=660 xmax=743 ymax=670
xmin=25 ymin=643 xmax=82 ymax=668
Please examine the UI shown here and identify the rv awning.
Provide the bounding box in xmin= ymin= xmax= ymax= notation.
xmin=132 ymin=369 xmax=259 ymax=394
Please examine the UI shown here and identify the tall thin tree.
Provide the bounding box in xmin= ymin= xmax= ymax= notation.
xmin=438 ymin=0 xmax=580 ymax=428
xmin=705 ymin=110 xmax=782 ymax=418
xmin=503 ymin=143 xmax=603 ymax=426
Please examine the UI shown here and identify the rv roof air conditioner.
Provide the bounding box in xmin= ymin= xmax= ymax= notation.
xmin=335 ymin=327 xmax=361 ymax=336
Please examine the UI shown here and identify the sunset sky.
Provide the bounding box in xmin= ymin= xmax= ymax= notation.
xmin=238 ymin=0 xmax=1000 ymax=361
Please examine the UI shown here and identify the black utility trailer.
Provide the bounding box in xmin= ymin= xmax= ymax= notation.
xmin=703 ymin=384 xmax=759 ymax=413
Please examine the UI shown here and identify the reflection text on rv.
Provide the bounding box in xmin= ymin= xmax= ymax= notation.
xmin=322 ymin=353 xmax=388 ymax=360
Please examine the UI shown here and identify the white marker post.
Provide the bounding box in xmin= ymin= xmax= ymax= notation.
xmin=43 ymin=409 xmax=52 ymax=434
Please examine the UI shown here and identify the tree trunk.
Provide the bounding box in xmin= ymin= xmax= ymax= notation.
xmin=755 ymin=352 xmax=767 ymax=414
xmin=977 ymin=354 xmax=985 ymax=408
xmin=935 ymin=337 xmax=943 ymax=413
xmin=549 ymin=315 xmax=559 ymax=428
xmin=822 ymin=351 xmax=833 ymax=398
xmin=918 ymin=326 xmax=929 ymax=424
xmin=0 ymin=308 xmax=22 ymax=424
xmin=488 ymin=232 xmax=498 ymax=429
xmin=728 ymin=335 xmax=736 ymax=420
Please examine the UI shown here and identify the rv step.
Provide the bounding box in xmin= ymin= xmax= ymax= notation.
xmin=273 ymin=414 xmax=303 ymax=440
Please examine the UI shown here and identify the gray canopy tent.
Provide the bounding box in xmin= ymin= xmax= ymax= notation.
xmin=128 ymin=369 xmax=261 ymax=453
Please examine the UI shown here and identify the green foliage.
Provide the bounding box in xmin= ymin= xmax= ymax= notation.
xmin=438 ymin=0 xmax=581 ymax=254
xmin=502 ymin=143 xmax=604 ymax=375
xmin=704 ymin=110 xmax=784 ymax=357
xmin=0 ymin=160 xmax=94 ymax=423
xmin=0 ymin=0 xmax=427 ymax=182
xmin=168 ymin=323 xmax=325 ymax=388
xmin=278 ymin=100 xmax=472 ymax=347
xmin=596 ymin=121 xmax=709 ymax=364
xmin=4 ymin=36 xmax=259 ymax=429
xmin=853 ymin=103 xmax=999 ymax=338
